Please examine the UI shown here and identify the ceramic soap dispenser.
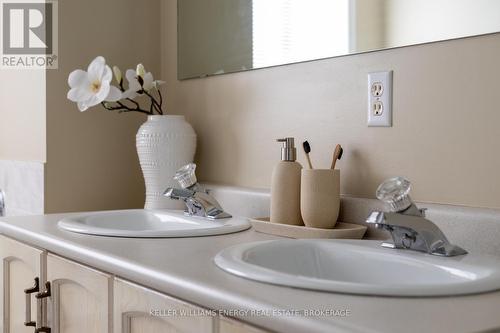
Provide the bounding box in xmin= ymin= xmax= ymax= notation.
xmin=270 ymin=138 xmax=303 ymax=225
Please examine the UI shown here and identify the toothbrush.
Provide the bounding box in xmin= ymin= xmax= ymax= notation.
xmin=302 ymin=141 xmax=313 ymax=169
xmin=330 ymin=144 xmax=343 ymax=170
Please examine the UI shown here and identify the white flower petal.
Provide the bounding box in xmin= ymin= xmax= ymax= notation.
xmin=133 ymin=80 xmax=142 ymax=91
xmin=67 ymin=87 xmax=92 ymax=102
xmin=95 ymin=83 xmax=111 ymax=103
xmin=126 ymin=86 xmax=142 ymax=98
xmin=122 ymin=89 xmax=137 ymax=99
xmin=123 ymin=69 xmax=144 ymax=99
xmin=143 ymin=72 xmax=154 ymax=91
xmin=102 ymin=65 xmax=113 ymax=82
xmin=87 ymin=56 xmax=106 ymax=81
xmin=77 ymin=101 xmax=89 ymax=112
xmin=68 ymin=69 xmax=89 ymax=88
xmin=105 ymin=85 xmax=122 ymax=102
xmin=125 ymin=69 xmax=136 ymax=83
xmin=85 ymin=94 xmax=105 ymax=109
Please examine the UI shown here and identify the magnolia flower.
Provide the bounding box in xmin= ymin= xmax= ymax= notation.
xmin=67 ymin=56 xmax=121 ymax=111
xmin=122 ymin=64 xmax=162 ymax=99
xmin=68 ymin=57 xmax=165 ymax=115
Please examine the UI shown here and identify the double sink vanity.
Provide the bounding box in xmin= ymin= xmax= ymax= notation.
xmin=1 ymin=182 xmax=500 ymax=333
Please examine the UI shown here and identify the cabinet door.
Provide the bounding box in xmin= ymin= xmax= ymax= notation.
xmin=0 ymin=235 xmax=45 ymax=333
xmin=114 ymin=278 xmax=213 ymax=333
xmin=219 ymin=317 xmax=270 ymax=333
xmin=47 ymin=254 xmax=111 ymax=333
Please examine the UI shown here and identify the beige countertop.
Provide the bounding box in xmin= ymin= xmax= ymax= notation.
xmin=1 ymin=210 xmax=500 ymax=333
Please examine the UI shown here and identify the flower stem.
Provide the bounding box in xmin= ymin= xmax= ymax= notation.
xmin=142 ymin=90 xmax=163 ymax=115
xmin=101 ymin=101 xmax=152 ymax=115
xmin=126 ymin=98 xmax=140 ymax=109
xmin=158 ymin=89 xmax=163 ymax=109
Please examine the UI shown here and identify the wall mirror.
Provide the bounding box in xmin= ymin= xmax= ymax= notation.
xmin=178 ymin=0 xmax=500 ymax=80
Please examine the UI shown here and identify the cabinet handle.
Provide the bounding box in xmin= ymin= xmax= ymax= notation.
xmin=35 ymin=281 xmax=51 ymax=333
xmin=24 ymin=277 xmax=39 ymax=327
xmin=35 ymin=328 xmax=51 ymax=333
xmin=36 ymin=281 xmax=51 ymax=299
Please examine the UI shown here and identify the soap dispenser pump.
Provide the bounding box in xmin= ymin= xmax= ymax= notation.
xmin=270 ymin=138 xmax=303 ymax=225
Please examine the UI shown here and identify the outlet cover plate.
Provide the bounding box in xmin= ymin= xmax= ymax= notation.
xmin=368 ymin=71 xmax=392 ymax=127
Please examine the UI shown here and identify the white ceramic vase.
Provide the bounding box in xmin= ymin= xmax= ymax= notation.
xmin=136 ymin=115 xmax=196 ymax=209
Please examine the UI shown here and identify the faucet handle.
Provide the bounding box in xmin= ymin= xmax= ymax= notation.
xmin=174 ymin=163 xmax=197 ymax=189
xmin=376 ymin=176 xmax=413 ymax=212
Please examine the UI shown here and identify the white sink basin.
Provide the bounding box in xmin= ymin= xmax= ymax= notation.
xmin=58 ymin=209 xmax=250 ymax=238
xmin=214 ymin=239 xmax=500 ymax=296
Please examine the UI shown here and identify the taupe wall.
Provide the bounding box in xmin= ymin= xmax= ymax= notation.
xmin=45 ymin=0 xmax=161 ymax=213
xmin=161 ymin=0 xmax=500 ymax=209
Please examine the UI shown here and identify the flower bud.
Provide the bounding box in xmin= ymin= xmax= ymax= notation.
xmin=136 ymin=64 xmax=145 ymax=78
xmin=113 ymin=66 xmax=122 ymax=85
xmin=153 ymin=80 xmax=165 ymax=89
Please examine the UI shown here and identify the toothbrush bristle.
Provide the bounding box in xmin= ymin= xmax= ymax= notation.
xmin=338 ymin=147 xmax=343 ymax=160
xmin=303 ymin=141 xmax=311 ymax=154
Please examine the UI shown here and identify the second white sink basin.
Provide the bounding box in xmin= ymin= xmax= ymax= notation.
xmin=58 ymin=209 xmax=250 ymax=238
xmin=214 ymin=239 xmax=500 ymax=296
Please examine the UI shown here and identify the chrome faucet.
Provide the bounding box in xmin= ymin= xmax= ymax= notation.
xmin=0 ymin=190 xmax=5 ymax=217
xmin=164 ymin=164 xmax=232 ymax=219
xmin=366 ymin=177 xmax=467 ymax=257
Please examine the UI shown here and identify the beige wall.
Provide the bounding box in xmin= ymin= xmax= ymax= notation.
xmin=161 ymin=0 xmax=500 ymax=209
xmin=0 ymin=70 xmax=46 ymax=162
xmin=45 ymin=0 xmax=161 ymax=213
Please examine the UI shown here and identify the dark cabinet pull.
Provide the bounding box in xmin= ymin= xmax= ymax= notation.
xmin=35 ymin=281 xmax=51 ymax=333
xmin=36 ymin=281 xmax=51 ymax=299
xmin=24 ymin=277 xmax=39 ymax=327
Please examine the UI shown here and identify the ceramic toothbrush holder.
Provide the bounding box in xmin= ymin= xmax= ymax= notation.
xmin=300 ymin=169 xmax=340 ymax=229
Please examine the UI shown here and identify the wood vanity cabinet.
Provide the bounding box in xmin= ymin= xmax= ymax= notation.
xmin=46 ymin=254 xmax=111 ymax=333
xmin=0 ymin=235 xmax=45 ymax=333
xmin=0 ymin=236 xmax=271 ymax=333
xmin=114 ymin=278 xmax=213 ymax=333
xmin=219 ymin=317 xmax=269 ymax=333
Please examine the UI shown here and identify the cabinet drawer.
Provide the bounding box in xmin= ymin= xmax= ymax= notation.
xmin=0 ymin=235 xmax=45 ymax=333
xmin=47 ymin=253 xmax=111 ymax=333
xmin=114 ymin=278 xmax=213 ymax=333
xmin=219 ymin=317 xmax=271 ymax=333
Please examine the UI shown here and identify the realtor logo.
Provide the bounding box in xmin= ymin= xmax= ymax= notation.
xmin=1 ymin=0 xmax=58 ymax=69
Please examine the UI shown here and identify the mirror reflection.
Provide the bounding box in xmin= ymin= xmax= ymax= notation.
xmin=178 ymin=0 xmax=500 ymax=80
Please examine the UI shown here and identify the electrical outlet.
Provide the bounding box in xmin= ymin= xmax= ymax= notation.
xmin=371 ymin=82 xmax=384 ymax=97
xmin=372 ymin=101 xmax=383 ymax=116
xmin=368 ymin=71 xmax=392 ymax=127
